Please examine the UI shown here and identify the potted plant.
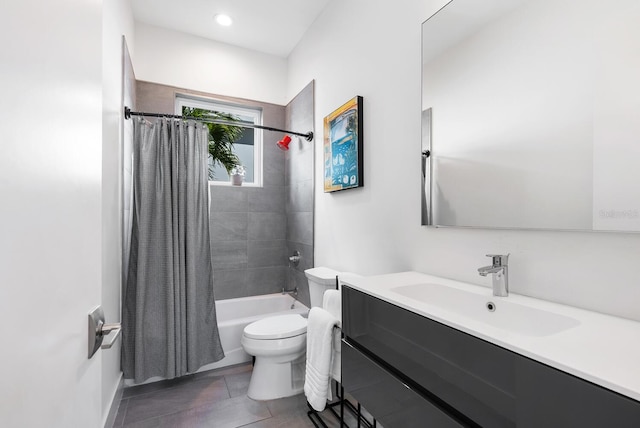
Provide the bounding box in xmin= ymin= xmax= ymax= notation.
xmin=182 ymin=107 xmax=244 ymax=180
xmin=230 ymin=165 xmax=246 ymax=186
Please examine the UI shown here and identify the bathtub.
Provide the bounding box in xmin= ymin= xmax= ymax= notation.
xmin=198 ymin=293 xmax=309 ymax=372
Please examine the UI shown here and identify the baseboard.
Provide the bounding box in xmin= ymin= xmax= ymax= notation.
xmin=103 ymin=373 xmax=124 ymax=428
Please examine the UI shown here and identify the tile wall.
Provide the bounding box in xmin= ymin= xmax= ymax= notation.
xmin=135 ymin=81 xmax=288 ymax=299
xmin=285 ymin=81 xmax=315 ymax=307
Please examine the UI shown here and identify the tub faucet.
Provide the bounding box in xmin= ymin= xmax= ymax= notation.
xmin=478 ymin=254 xmax=510 ymax=297
xmin=282 ymin=287 xmax=298 ymax=297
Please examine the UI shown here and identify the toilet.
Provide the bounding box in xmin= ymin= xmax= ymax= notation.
xmin=241 ymin=267 xmax=339 ymax=400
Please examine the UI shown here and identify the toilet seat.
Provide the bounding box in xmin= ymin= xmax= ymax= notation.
xmin=243 ymin=314 xmax=307 ymax=340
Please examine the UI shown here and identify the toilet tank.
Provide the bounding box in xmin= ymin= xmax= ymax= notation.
xmin=304 ymin=267 xmax=340 ymax=308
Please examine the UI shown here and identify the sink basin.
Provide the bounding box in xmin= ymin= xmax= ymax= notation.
xmin=391 ymin=283 xmax=580 ymax=337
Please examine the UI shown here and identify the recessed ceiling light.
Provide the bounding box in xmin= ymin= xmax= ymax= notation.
xmin=214 ymin=14 xmax=233 ymax=27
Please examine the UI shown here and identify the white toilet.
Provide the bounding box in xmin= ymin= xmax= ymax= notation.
xmin=241 ymin=267 xmax=339 ymax=400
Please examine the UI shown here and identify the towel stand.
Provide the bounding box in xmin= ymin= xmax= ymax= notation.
xmin=306 ymin=273 xmax=377 ymax=427
xmin=306 ymin=380 xmax=376 ymax=428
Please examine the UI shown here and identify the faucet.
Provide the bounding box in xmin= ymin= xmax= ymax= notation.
xmin=282 ymin=286 xmax=298 ymax=297
xmin=478 ymin=254 xmax=510 ymax=297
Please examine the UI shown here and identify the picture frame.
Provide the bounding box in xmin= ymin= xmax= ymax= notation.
xmin=323 ymin=96 xmax=363 ymax=193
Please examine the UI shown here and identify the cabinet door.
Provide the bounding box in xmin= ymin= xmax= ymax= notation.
xmin=516 ymin=356 xmax=640 ymax=428
xmin=342 ymin=340 xmax=468 ymax=428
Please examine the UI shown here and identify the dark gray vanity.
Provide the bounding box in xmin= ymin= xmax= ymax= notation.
xmin=342 ymin=286 xmax=640 ymax=427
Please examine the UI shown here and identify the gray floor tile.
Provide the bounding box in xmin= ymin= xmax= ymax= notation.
xmin=225 ymin=370 xmax=252 ymax=398
xmin=115 ymin=364 xmax=365 ymax=428
xmin=239 ymin=414 xmax=315 ymax=428
xmin=260 ymin=394 xmax=315 ymax=427
xmin=264 ymin=393 xmax=308 ymax=416
xmin=123 ymin=395 xmax=271 ymax=428
xmin=207 ymin=362 xmax=252 ymax=378
xmin=240 ymin=394 xmax=314 ymax=427
xmin=182 ymin=362 xmax=253 ymax=383
xmin=123 ymin=374 xmax=205 ymax=399
xmin=123 ymin=376 xmax=230 ymax=424
xmin=113 ymin=398 xmax=129 ymax=428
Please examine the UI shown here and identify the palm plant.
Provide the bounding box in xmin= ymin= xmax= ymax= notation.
xmin=182 ymin=107 xmax=244 ymax=179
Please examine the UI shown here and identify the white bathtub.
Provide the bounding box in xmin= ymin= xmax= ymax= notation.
xmin=198 ymin=293 xmax=309 ymax=372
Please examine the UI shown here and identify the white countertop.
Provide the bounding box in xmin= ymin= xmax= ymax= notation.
xmin=342 ymin=271 xmax=640 ymax=402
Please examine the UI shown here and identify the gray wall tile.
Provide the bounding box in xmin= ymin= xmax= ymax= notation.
xmin=287 ymin=212 xmax=313 ymax=246
xmin=248 ymin=187 xmax=285 ymax=213
xmin=211 ymin=241 xmax=247 ymax=270
xmin=210 ymin=186 xmax=248 ymax=213
xmin=210 ymin=212 xmax=248 ymax=242
xmin=248 ymin=212 xmax=286 ymax=241
xmin=285 ymin=81 xmax=315 ymax=299
xmin=246 ymin=267 xmax=286 ymax=295
xmin=213 ymin=269 xmax=248 ymax=300
xmin=248 ymin=240 xmax=287 ymax=268
xmin=286 ymin=140 xmax=314 ymax=184
xmin=263 ymin=154 xmax=285 ymax=187
xmin=286 ymin=179 xmax=313 ymax=213
xmin=135 ymin=81 xmax=175 ymax=115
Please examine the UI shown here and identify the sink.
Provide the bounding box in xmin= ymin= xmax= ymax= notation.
xmin=391 ymin=283 xmax=580 ymax=337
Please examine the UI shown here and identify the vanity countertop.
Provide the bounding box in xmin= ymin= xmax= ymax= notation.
xmin=342 ymin=271 xmax=640 ymax=402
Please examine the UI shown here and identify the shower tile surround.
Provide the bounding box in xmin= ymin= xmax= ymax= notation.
xmin=136 ymin=81 xmax=315 ymax=301
xmin=285 ymin=81 xmax=316 ymax=308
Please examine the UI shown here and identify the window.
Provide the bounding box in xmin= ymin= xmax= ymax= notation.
xmin=175 ymin=95 xmax=263 ymax=186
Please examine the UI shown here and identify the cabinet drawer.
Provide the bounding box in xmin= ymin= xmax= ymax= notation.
xmin=343 ymin=286 xmax=516 ymax=427
xmin=516 ymin=356 xmax=640 ymax=427
xmin=342 ymin=340 xmax=467 ymax=428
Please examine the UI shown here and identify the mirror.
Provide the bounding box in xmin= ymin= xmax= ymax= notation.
xmin=422 ymin=0 xmax=640 ymax=232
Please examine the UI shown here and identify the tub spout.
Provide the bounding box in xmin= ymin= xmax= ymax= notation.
xmin=282 ymin=287 xmax=298 ymax=297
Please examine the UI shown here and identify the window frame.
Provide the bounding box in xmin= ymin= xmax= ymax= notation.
xmin=175 ymin=94 xmax=263 ymax=187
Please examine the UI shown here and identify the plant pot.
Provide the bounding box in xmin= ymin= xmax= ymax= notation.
xmin=231 ymin=174 xmax=244 ymax=186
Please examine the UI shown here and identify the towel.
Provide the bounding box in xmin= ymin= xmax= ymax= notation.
xmin=322 ymin=289 xmax=342 ymax=324
xmin=322 ymin=289 xmax=342 ymax=381
xmin=304 ymin=307 xmax=340 ymax=411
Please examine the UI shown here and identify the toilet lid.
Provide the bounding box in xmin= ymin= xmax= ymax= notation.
xmin=243 ymin=314 xmax=308 ymax=340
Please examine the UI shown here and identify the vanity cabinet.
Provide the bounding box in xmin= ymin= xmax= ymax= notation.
xmin=342 ymin=286 xmax=640 ymax=428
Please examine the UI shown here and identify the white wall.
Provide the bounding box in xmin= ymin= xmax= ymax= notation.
xmin=102 ymin=0 xmax=135 ymax=424
xmin=134 ymin=22 xmax=288 ymax=105
xmin=0 ymin=0 xmax=104 ymax=427
xmin=288 ymin=0 xmax=640 ymax=321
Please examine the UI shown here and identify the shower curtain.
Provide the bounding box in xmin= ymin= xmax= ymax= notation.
xmin=122 ymin=117 xmax=224 ymax=383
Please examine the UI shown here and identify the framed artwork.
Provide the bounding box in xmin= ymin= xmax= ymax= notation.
xmin=323 ymin=96 xmax=363 ymax=192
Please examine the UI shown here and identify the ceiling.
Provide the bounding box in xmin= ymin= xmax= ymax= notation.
xmin=131 ymin=0 xmax=331 ymax=58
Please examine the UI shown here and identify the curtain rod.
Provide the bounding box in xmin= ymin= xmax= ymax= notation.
xmin=124 ymin=107 xmax=314 ymax=141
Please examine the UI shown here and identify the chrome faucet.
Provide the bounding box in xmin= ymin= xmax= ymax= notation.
xmin=478 ymin=254 xmax=510 ymax=297
xmin=282 ymin=287 xmax=298 ymax=297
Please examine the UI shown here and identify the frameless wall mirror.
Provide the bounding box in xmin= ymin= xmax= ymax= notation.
xmin=422 ymin=0 xmax=640 ymax=232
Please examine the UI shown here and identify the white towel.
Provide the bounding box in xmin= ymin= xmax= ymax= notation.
xmin=322 ymin=289 xmax=342 ymax=381
xmin=304 ymin=307 xmax=340 ymax=411
xmin=322 ymin=289 xmax=342 ymax=324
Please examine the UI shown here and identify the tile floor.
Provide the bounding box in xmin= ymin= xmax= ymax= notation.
xmin=113 ymin=363 xmax=354 ymax=428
